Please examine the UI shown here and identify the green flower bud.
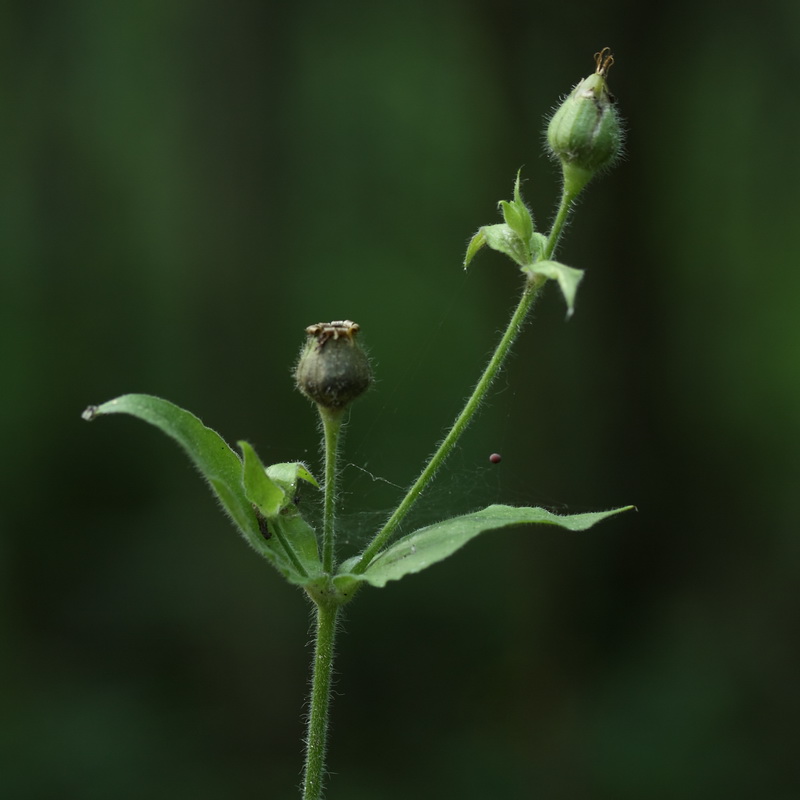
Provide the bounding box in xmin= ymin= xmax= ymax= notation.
xmin=294 ymin=320 xmax=372 ymax=411
xmin=547 ymin=48 xmax=623 ymax=194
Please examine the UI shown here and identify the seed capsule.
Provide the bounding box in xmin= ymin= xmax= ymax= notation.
xmin=294 ymin=320 xmax=372 ymax=411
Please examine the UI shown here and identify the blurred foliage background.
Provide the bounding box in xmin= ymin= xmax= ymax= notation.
xmin=2 ymin=0 xmax=799 ymax=798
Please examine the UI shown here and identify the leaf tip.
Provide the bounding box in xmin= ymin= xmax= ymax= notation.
xmin=82 ymin=405 xmax=99 ymax=422
xmin=463 ymin=228 xmax=487 ymax=269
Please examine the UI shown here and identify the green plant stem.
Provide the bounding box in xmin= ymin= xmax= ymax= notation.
xmin=353 ymin=278 xmax=542 ymax=573
xmin=318 ymin=407 xmax=344 ymax=573
xmin=544 ymin=185 xmax=579 ymax=260
xmin=352 ymin=187 xmax=579 ymax=575
xmin=302 ymin=601 xmax=339 ymax=800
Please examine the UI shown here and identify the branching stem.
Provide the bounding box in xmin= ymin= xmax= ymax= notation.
xmin=353 ymin=279 xmax=541 ymax=572
xmin=302 ymin=183 xmax=580 ymax=800
xmin=352 ymin=186 xmax=577 ymax=574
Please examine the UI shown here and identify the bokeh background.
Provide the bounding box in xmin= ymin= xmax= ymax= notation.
xmin=2 ymin=1 xmax=799 ymax=798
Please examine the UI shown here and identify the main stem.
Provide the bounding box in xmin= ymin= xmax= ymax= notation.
xmin=353 ymin=186 xmax=577 ymax=574
xmin=302 ymin=601 xmax=339 ymax=800
xmin=302 ymin=406 xmax=346 ymax=798
xmin=300 ymin=183 xmax=580 ymax=800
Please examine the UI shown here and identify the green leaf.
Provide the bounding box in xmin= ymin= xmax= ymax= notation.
xmin=82 ymin=394 xmax=316 ymax=585
xmin=513 ymin=169 xmax=525 ymax=207
xmin=464 ymin=229 xmax=487 ymax=268
xmin=481 ymin=223 xmax=531 ymax=267
xmin=507 ymin=170 xmax=535 ymax=242
xmin=524 ymin=259 xmax=585 ymax=317
xmin=337 ymin=504 xmax=633 ymax=589
xmin=499 ymin=200 xmax=534 ymax=245
xmin=529 ymin=232 xmax=548 ymax=261
xmin=239 ymin=441 xmax=285 ymax=517
xmin=271 ymin=510 xmax=324 ymax=581
xmin=239 ymin=441 xmax=323 ymax=581
xmin=266 ymin=462 xmax=319 ymax=493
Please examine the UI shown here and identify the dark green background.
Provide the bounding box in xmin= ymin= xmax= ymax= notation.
xmin=2 ymin=1 xmax=798 ymax=797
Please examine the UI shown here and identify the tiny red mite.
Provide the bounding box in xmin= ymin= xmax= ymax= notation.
xmin=489 ymin=453 xmax=502 ymax=464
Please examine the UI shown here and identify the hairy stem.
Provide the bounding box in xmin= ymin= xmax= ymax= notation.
xmin=353 ymin=278 xmax=542 ymax=573
xmin=544 ymin=185 xmax=579 ymax=260
xmin=319 ymin=407 xmax=344 ymax=573
xmin=352 ymin=186 xmax=579 ymax=574
xmin=302 ymin=601 xmax=339 ymax=800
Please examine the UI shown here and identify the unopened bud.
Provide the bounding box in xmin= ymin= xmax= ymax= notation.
xmin=294 ymin=320 xmax=372 ymax=411
xmin=547 ymin=48 xmax=623 ymax=194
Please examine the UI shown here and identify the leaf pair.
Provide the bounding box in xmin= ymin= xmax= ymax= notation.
xmin=83 ymin=394 xmax=633 ymax=600
xmin=464 ymin=171 xmax=584 ymax=317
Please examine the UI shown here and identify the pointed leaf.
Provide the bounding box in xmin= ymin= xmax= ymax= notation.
xmin=239 ymin=442 xmax=323 ymax=579
xmin=524 ymin=259 xmax=585 ymax=317
xmin=266 ymin=462 xmax=320 ymax=493
xmin=464 ymin=229 xmax=487 ymax=268
xmin=82 ymin=394 xmax=314 ymax=584
xmin=337 ymin=504 xmax=633 ymax=588
xmin=239 ymin=441 xmax=285 ymax=517
xmin=510 ymin=170 xmax=535 ymax=242
xmin=499 ymin=199 xmax=533 ymax=244
xmin=513 ymin=169 xmax=525 ymax=208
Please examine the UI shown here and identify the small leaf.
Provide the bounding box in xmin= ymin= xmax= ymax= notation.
xmin=524 ymin=259 xmax=585 ymax=317
xmin=508 ymin=170 xmax=535 ymax=242
xmin=464 ymin=229 xmax=487 ymax=268
xmin=272 ymin=511 xmax=324 ymax=581
xmin=339 ymin=504 xmax=633 ymax=588
xmin=499 ymin=200 xmax=533 ymax=245
xmin=528 ymin=232 xmax=548 ymax=261
xmin=513 ymin=169 xmax=525 ymax=207
xmin=239 ymin=441 xmax=285 ymax=517
xmin=239 ymin=443 xmax=323 ymax=579
xmin=82 ymin=394 xmax=316 ymax=584
xmin=481 ymin=223 xmax=531 ymax=267
xmin=266 ymin=462 xmax=320 ymax=493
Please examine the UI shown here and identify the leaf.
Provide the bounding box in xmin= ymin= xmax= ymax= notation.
xmin=524 ymin=259 xmax=585 ymax=317
xmin=337 ymin=504 xmax=633 ymax=589
xmin=82 ymin=394 xmax=315 ymax=584
xmin=481 ymin=223 xmax=531 ymax=267
xmin=505 ymin=170 xmax=535 ymax=242
xmin=528 ymin=232 xmax=548 ymax=261
xmin=272 ymin=511 xmax=324 ymax=581
xmin=239 ymin=441 xmax=286 ymax=517
xmin=463 ymin=229 xmax=487 ymax=268
xmin=266 ymin=462 xmax=319 ymax=492
xmin=499 ymin=200 xmax=533 ymax=244
xmin=239 ymin=441 xmax=323 ymax=579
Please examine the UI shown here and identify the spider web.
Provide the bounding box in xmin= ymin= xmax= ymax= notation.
xmin=296 ymin=275 xmax=568 ymax=556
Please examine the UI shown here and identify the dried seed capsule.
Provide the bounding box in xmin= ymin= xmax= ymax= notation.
xmin=547 ymin=48 xmax=623 ymax=193
xmin=294 ymin=320 xmax=372 ymax=411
